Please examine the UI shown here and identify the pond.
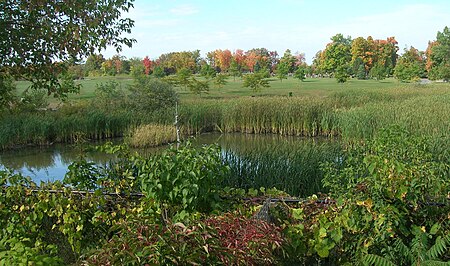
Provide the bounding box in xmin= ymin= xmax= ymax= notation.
xmin=0 ymin=133 xmax=342 ymax=196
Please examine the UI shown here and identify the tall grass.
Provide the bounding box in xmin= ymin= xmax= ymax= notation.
xmin=218 ymin=136 xmax=342 ymax=197
xmin=1 ymin=83 xmax=448 ymax=149
xmin=0 ymin=105 xmax=171 ymax=149
xmin=178 ymin=85 xmax=450 ymax=141
xmin=337 ymin=94 xmax=450 ymax=140
xmin=127 ymin=124 xmax=177 ymax=148
xmin=179 ymin=97 xmax=338 ymax=137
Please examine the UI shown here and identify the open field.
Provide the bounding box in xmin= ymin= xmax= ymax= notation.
xmin=15 ymin=76 xmax=413 ymax=102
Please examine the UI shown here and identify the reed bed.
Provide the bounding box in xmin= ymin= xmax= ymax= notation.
xmin=0 ymin=107 xmax=159 ymax=149
xmin=1 ymin=83 xmax=448 ymax=149
xmin=179 ymin=97 xmax=338 ymax=137
xmin=177 ymin=85 xmax=450 ymax=141
xmin=337 ymin=94 xmax=450 ymax=140
xmin=219 ymin=137 xmax=342 ymax=197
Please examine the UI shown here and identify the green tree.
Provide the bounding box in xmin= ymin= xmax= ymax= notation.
xmin=128 ymin=77 xmax=178 ymax=112
xmin=0 ymin=75 xmax=16 ymax=111
xmin=0 ymin=0 xmax=135 ymax=102
xmin=276 ymin=61 xmax=289 ymax=82
xmin=335 ymin=64 xmax=350 ymax=83
xmin=152 ymin=66 xmax=166 ymax=78
xmin=279 ymin=49 xmax=296 ymax=73
xmin=214 ymin=74 xmax=228 ymax=89
xmin=428 ymin=26 xmax=450 ymax=81
xmin=394 ymin=47 xmax=425 ymax=82
xmin=369 ymin=61 xmax=387 ymax=80
xmin=319 ymin=34 xmax=352 ymax=75
xmin=129 ymin=57 xmax=145 ymax=79
xmin=84 ymin=54 xmax=105 ymax=76
xmin=352 ymin=57 xmax=366 ymax=79
xmin=177 ymin=68 xmax=192 ymax=90
xmin=294 ymin=67 xmax=306 ymax=82
xmin=228 ymin=59 xmax=241 ymax=81
xmin=200 ymin=64 xmax=216 ymax=78
xmin=242 ymin=73 xmax=270 ymax=93
xmin=188 ymin=77 xmax=210 ymax=96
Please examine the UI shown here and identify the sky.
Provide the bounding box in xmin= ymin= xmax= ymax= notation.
xmin=103 ymin=0 xmax=450 ymax=64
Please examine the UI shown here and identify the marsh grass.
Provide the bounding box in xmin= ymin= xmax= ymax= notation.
xmin=2 ymin=81 xmax=449 ymax=149
xmin=178 ymin=84 xmax=450 ymax=141
xmin=219 ymin=137 xmax=342 ymax=197
xmin=127 ymin=124 xmax=177 ymax=148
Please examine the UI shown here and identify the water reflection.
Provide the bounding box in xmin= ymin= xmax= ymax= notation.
xmin=0 ymin=133 xmax=341 ymax=192
xmin=0 ymin=143 xmax=114 ymax=183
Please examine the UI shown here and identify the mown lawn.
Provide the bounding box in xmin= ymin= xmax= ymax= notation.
xmin=15 ymin=75 xmax=412 ymax=103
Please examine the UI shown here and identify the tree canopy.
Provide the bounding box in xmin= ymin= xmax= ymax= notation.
xmin=394 ymin=47 xmax=425 ymax=82
xmin=0 ymin=0 xmax=135 ymax=100
xmin=427 ymin=26 xmax=450 ymax=81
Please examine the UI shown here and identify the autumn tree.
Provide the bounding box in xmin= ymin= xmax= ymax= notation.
xmin=244 ymin=48 xmax=273 ymax=73
xmin=157 ymin=51 xmax=199 ymax=73
xmin=214 ymin=49 xmax=232 ymax=72
xmin=0 ymin=0 xmax=135 ymax=103
xmin=427 ymin=26 xmax=450 ymax=81
xmin=394 ymin=47 xmax=425 ymax=82
xmin=101 ymin=59 xmax=116 ymax=76
xmin=350 ymin=36 xmax=398 ymax=79
xmin=143 ymin=56 xmax=154 ymax=75
xmin=233 ymin=49 xmax=246 ymax=71
xmin=294 ymin=52 xmax=306 ymax=70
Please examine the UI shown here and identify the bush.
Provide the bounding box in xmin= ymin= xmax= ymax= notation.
xmin=139 ymin=142 xmax=230 ymax=221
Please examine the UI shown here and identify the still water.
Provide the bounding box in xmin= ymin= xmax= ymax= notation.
xmin=0 ymin=134 xmax=340 ymax=188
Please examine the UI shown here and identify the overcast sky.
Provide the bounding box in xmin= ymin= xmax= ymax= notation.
xmin=103 ymin=0 xmax=450 ymax=63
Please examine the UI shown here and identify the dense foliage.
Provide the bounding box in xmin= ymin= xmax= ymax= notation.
xmin=1 ymin=127 xmax=448 ymax=264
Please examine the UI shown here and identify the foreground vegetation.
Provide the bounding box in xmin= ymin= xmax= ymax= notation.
xmin=1 ymin=75 xmax=449 ymax=265
xmin=1 ymin=127 xmax=449 ymax=265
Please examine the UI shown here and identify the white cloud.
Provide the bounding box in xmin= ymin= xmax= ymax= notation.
xmin=169 ymin=4 xmax=199 ymax=16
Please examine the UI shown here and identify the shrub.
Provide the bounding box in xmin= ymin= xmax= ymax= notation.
xmin=139 ymin=142 xmax=230 ymax=221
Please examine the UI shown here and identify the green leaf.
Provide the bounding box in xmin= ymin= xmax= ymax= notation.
xmin=430 ymin=223 xmax=441 ymax=235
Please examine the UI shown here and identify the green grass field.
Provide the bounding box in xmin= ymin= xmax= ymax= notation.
xmin=16 ymin=75 xmax=413 ymax=103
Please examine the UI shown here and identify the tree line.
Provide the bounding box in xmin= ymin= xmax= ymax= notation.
xmin=76 ymin=27 xmax=450 ymax=84
xmin=1 ymin=0 xmax=449 ymax=111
